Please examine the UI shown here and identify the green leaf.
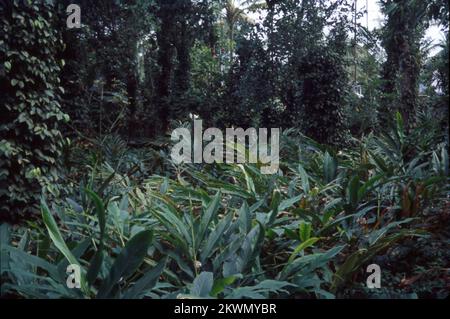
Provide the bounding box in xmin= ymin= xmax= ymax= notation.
xmin=200 ymin=212 xmax=233 ymax=263
xmin=85 ymin=189 xmax=106 ymax=244
xmin=332 ymin=250 xmax=366 ymax=292
xmin=84 ymin=189 xmax=107 ymax=286
xmin=244 ymin=221 xmax=265 ymax=273
xmin=41 ymin=200 xmax=79 ymax=268
xmin=346 ymin=175 xmax=360 ymax=208
xmin=97 ymin=230 xmax=153 ymax=299
xmin=197 ymin=192 xmax=221 ymax=245
xmin=357 ymin=174 xmax=384 ymax=201
xmin=268 ymin=190 xmax=281 ymax=226
xmin=299 ymin=221 xmax=312 ymax=242
xmin=41 ymin=199 xmax=89 ymax=295
xmin=86 ymin=250 xmax=104 ymax=286
xmin=288 ymin=237 xmax=320 ymax=263
xmin=238 ymin=201 xmax=251 ymax=234
xmin=191 ymin=272 xmax=214 ymax=298
xmin=298 ymin=164 xmax=310 ymax=193
xmin=238 ymin=165 xmax=256 ymax=195
xmin=152 ymin=203 xmax=191 ymax=252
xmin=395 ymin=111 xmax=405 ymax=143
xmin=225 ymin=280 xmax=295 ymax=299
xmin=3 ymin=245 xmax=60 ymax=280
xmin=97 ymin=172 xmax=116 ymax=195
xmin=270 ymin=190 xmax=282 ymax=211
xmin=369 ymin=151 xmax=390 ymax=174
xmin=211 ymin=276 xmax=238 ymax=297
xmin=324 ymin=152 xmax=338 ymax=183
xmin=123 ymin=257 xmax=167 ymax=299
xmin=279 ymin=194 xmax=303 ymax=211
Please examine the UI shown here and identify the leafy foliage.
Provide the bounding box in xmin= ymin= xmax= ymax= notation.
xmin=0 ymin=0 xmax=448 ymax=300
xmin=1 ymin=116 xmax=448 ymax=299
xmin=0 ymin=0 xmax=68 ymax=222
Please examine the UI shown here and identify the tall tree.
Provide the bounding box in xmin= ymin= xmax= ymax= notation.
xmin=379 ymin=0 xmax=428 ymax=129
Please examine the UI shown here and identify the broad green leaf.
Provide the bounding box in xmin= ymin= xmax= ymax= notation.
xmin=279 ymin=194 xmax=303 ymax=211
xmin=97 ymin=230 xmax=153 ymax=298
xmin=238 ymin=201 xmax=251 ymax=234
xmin=211 ymin=276 xmax=238 ymax=297
xmin=123 ymin=257 xmax=167 ymax=299
xmin=41 ymin=200 xmax=79 ymax=269
xmin=200 ymin=212 xmax=233 ymax=263
xmin=191 ymin=271 xmax=214 ymax=298
xmin=41 ymin=200 xmax=89 ymax=295
xmin=288 ymin=237 xmax=320 ymax=263
xmin=86 ymin=250 xmax=104 ymax=286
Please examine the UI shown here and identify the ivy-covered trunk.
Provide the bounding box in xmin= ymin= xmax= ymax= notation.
xmin=380 ymin=0 xmax=426 ymax=131
xmin=398 ymin=35 xmax=420 ymax=130
xmin=0 ymin=0 xmax=67 ymax=223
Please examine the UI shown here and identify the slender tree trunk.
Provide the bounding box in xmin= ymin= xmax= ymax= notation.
xmin=155 ymin=16 xmax=173 ymax=134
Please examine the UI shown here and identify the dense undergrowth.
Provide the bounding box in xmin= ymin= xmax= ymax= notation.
xmin=1 ymin=114 xmax=448 ymax=299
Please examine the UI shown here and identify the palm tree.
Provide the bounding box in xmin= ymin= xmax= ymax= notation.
xmin=221 ymin=0 xmax=266 ymax=64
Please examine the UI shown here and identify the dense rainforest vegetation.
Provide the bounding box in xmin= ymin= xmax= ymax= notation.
xmin=0 ymin=0 xmax=449 ymax=299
